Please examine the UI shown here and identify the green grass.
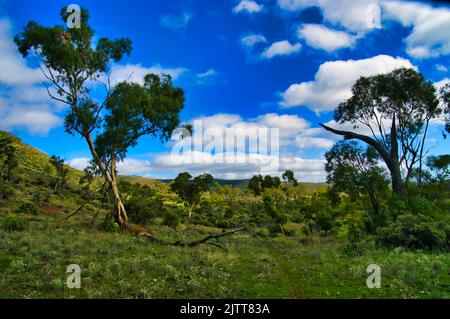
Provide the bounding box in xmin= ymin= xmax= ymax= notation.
xmin=0 ymin=211 xmax=448 ymax=299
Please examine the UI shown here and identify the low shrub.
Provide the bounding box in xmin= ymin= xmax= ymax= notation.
xmin=125 ymin=197 xmax=162 ymax=225
xmin=0 ymin=182 xmax=14 ymax=200
xmin=377 ymin=213 xmax=449 ymax=251
xmin=254 ymin=227 xmax=270 ymax=237
xmin=162 ymin=211 xmax=180 ymax=229
xmin=32 ymin=191 xmax=52 ymax=205
xmin=16 ymin=202 xmax=39 ymax=215
xmin=1 ymin=215 xmax=27 ymax=232
xmin=0 ymin=251 xmax=12 ymax=271
xmin=99 ymin=219 xmax=120 ymax=233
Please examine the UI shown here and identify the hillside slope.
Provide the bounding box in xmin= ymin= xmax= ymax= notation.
xmin=0 ymin=130 xmax=83 ymax=186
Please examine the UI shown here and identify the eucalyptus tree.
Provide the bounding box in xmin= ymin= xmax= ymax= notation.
xmin=15 ymin=7 xmax=185 ymax=229
xmin=321 ymin=68 xmax=443 ymax=196
xmin=171 ymin=172 xmax=215 ymax=220
xmin=49 ymin=155 xmax=69 ymax=193
xmin=440 ymin=83 xmax=450 ymax=136
xmin=282 ymin=170 xmax=298 ymax=186
xmin=0 ymin=135 xmax=18 ymax=183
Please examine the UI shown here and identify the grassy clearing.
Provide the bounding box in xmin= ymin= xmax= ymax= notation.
xmin=0 ymin=211 xmax=448 ymax=299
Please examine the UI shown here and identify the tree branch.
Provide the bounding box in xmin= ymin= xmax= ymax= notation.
xmin=138 ymin=227 xmax=247 ymax=248
xmin=320 ymin=123 xmax=391 ymax=161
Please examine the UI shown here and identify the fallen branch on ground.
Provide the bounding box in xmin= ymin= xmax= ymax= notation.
xmin=137 ymin=227 xmax=247 ymax=248
xmin=63 ymin=203 xmax=88 ymax=220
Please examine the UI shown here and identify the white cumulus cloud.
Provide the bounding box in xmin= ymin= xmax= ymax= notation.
xmin=261 ymin=40 xmax=302 ymax=59
xmin=240 ymin=34 xmax=267 ymax=48
xmin=383 ymin=1 xmax=450 ymax=58
xmin=280 ymin=54 xmax=415 ymax=113
xmin=298 ymin=24 xmax=356 ymax=52
xmin=278 ymin=0 xmax=450 ymax=59
xmin=0 ymin=18 xmax=63 ymax=135
xmin=108 ymin=63 xmax=188 ymax=85
xmin=68 ymin=157 xmax=151 ymax=174
xmin=233 ymin=1 xmax=264 ymax=14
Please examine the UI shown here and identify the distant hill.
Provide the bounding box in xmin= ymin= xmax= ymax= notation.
xmin=157 ymin=178 xmax=327 ymax=191
xmin=157 ymin=178 xmax=248 ymax=188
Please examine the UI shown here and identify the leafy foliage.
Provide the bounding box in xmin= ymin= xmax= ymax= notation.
xmin=1 ymin=215 xmax=27 ymax=232
xmin=124 ymin=185 xmax=164 ymax=225
xmin=282 ymin=170 xmax=298 ymax=186
xmin=49 ymin=155 xmax=69 ymax=193
xmin=0 ymin=135 xmax=19 ymax=183
xmin=171 ymin=172 xmax=215 ymax=219
xmin=378 ymin=213 xmax=449 ymax=251
xmin=325 ymin=141 xmax=390 ymax=231
xmin=16 ymin=202 xmax=39 ymax=215
xmin=248 ymin=174 xmax=282 ymax=195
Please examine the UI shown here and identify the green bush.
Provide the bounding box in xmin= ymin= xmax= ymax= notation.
xmin=162 ymin=211 xmax=180 ymax=229
xmin=125 ymin=197 xmax=162 ymax=225
xmin=16 ymin=202 xmax=39 ymax=215
xmin=377 ymin=213 xmax=449 ymax=251
xmin=1 ymin=215 xmax=27 ymax=232
xmin=0 ymin=182 xmax=14 ymax=200
xmin=0 ymin=251 xmax=12 ymax=271
xmin=254 ymin=227 xmax=270 ymax=237
xmin=342 ymin=242 xmax=365 ymax=257
xmin=32 ymin=191 xmax=52 ymax=205
xmin=99 ymin=219 xmax=120 ymax=233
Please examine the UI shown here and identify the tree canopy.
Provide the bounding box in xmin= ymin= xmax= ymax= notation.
xmin=321 ymin=68 xmax=443 ymax=196
xmin=171 ymin=172 xmax=215 ymax=219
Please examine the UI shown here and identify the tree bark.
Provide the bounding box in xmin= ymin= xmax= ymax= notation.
xmin=320 ymin=123 xmax=404 ymax=196
xmin=111 ymin=155 xmax=128 ymax=230
xmin=84 ymin=133 xmax=128 ymax=230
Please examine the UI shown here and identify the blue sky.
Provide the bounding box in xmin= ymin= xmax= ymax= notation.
xmin=0 ymin=0 xmax=449 ymax=181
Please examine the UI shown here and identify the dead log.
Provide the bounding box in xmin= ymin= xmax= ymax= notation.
xmin=63 ymin=203 xmax=88 ymax=220
xmin=137 ymin=227 xmax=247 ymax=248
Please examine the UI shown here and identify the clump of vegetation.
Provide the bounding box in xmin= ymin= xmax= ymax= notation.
xmin=0 ymin=135 xmax=19 ymax=183
xmin=49 ymin=156 xmax=69 ymax=194
xmin=247 ymin=174 xmax=281 ymax=195
xmin=162 ymin=211 xmax=180 ymax=230
xmin=99 ymin=219 xmax=120 ymax=233
xmin=377 ymin=212 xmax=450 ymax=251
xmin=0 ymin=251 xmax=13 ymax=272
xmin=171 ymin=172 xmax=215 ymax=220
xmin=0 ymin=181 xmax=15 ymax=201
xmin=16 ymin=202 xmax=39 ymax=215
xmin=124 ymin=185 xmax=164 ymax=225
xmin=32 ymin=191 xmax=52 ymax=206
xmin=1 ymin=215 xmax=27 ymax=232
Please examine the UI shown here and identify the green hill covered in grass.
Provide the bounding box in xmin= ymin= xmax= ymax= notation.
xmin=0 ymin=130 xmax=83 ymax=186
